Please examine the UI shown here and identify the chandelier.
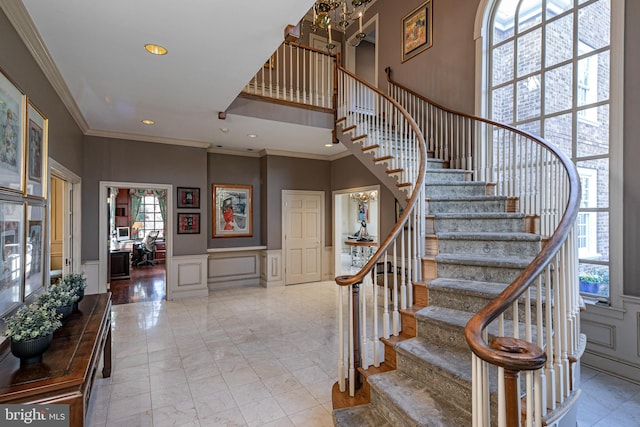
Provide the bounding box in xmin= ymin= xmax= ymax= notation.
xmin=311 ymin=0 xmax=373 ymax=50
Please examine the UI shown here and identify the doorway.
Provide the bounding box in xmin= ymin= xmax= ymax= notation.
xmin=49 ymin=159 xmax=81 ymax=286
xmin=333 ymin=185 xmax=380 ymax=276
xmin=345 ymin=13 xmax=379 ymax=87
xmin=99 ymin=181 xmax=172 ymax=304
xmin=282 ymin=190 xmax=324 ymax=285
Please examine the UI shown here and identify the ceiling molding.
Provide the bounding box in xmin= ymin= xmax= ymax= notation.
xmin=260 ymin=148 xmax=345 ymax=160
xmin=207 ymin=147 xmax=262 ymax=158
xmin=0 ymin=0 xmax=89 ymax=133
xmin=328 ymin=150 xmax=352 ymax=161
xmin=85 ymin=129 xmax=211 ymax=149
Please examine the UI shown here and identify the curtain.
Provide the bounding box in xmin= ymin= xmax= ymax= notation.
xmin=109 ymin=187 xmax=119 ymax=235
xmin=129 ymin=189 xmax=147 ymax=230
xmin=152 ymin=190 xmax=167 ymax=236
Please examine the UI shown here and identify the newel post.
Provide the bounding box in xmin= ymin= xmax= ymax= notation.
xmin=332 ymin=53 xmax=340 ymax=144
xmin=352 ymin=282 xmax=363 ymax=390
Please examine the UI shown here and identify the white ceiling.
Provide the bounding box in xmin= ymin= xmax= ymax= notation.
xmin=4 ymin=0 xmax=345 ymax=156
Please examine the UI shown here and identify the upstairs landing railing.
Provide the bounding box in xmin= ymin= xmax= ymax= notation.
xmin=241 ymin=41 xmax=337 ymax=112
xmin=386 ymin=67 xmax=582 ymax=427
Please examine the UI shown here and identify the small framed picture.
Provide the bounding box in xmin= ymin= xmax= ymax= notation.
xmin=401 ymin=0 xmax=433 ymax=63
xmin=177 ymin=212 xmax=200 ymax=234
xmin=26 ymin=101 xmax=48 ymax=198
xmin=177 ymin=187 xmax=200 ymax=209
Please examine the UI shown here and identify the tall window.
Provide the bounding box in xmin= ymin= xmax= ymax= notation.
xmin=489 ymin=0 xmax=611 ymax=297
xmin=136 ymin=195 xmax=163 ymax=239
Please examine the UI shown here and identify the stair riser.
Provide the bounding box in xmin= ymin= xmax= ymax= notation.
xmin=426 ymin=184 xmax=488 ymax=198
xmin=437 ymin=239 xmax=541 ymax=258
xmin=394 ymin=356 xmax=473 ymax=417
xmin=414 ymin=316 xmax=471 ymax=353
xmin=433 ymin=217 xmax=526 ymax=233
xmin=436 ymin=263 xmax=524 ymax=283
xmin=427 ymin=199 xmax=506 ymax=214
xmin=426 ymin=171 xmax=468 ymax=182
xmin=428 ymin=289 xmax=543 ymax=323
xmin=369 ymin=391 xmax=413 ymax=427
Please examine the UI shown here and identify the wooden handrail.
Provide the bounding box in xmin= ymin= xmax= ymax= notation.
xmin=335 ymin=65 xmax=427 ymax=288
xmin=385 ymin=66 xmax=581 ymax=372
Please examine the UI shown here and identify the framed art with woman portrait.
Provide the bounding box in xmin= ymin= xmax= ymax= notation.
xmin=212 ymin=184 xmax=252 ymax=238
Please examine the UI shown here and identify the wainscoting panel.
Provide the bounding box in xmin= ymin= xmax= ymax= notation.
xmin=582 ymin=296 xmax=640 ymax=383
xmin=81 ymin=261 xmax=103 ymax=294
xmin=261 ymin=249 xmax=283 ymax=287
xmin=208 ymin=247 xmax=266 ymax=289
xmin=168 ymin=254 xmax=208 ymax=300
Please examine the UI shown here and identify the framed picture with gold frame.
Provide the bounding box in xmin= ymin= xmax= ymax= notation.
xmin=401 ymin=0 xmax=433 ymax=63
xmin=212 ymin=184 xmax=253 ymax=238
xmin=0 ymin=68 xmax=26 ymax=194
xmin=25 ymin=101 xmax=48 ymax=198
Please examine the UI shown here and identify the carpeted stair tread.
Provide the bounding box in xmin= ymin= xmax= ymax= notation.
xmin=436 ymin=231 xmax=541 ymax=241
xmin=368 ymin=370 xmax=471 ymax=426
xmin=427 ymin=181 xmax=487 ymax=187
xmin=427 ymin=195 xmax=507 ymax=202
xmin=428 ymin=277 xmax=542 ymax=302
xmin=432 ymin=212 xmax=525 ymax=219
xmin=333 ymin=403 xmax=392 ymax=426
xmin=415 ymin=306 xmax=474 ymax=330
xmin=395 ymin=336 xmax=472 ymax=382
xmin=435 ymin=254 xmax=533 ymax=268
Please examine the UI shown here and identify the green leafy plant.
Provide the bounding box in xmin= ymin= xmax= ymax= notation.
xmin=60 ymin=273 xmax=87 ymax=293
xmin=3 ymin=303 xmax=62 ymax=342
xmin=37 ymin=281 xmax=80 ymax=310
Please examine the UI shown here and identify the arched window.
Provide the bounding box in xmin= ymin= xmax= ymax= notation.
xmin=486 ymin=0 xmax=614 ymax=298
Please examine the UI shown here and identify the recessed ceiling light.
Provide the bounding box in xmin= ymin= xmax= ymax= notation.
xmin=247 ymin=134 xmax=258 ymax=138
xmin=247 ymin=148 xmax=254 ymax=151
xmin=216 ymin=145 xmax=223 ymax=148
xmin=141 ymin=119 xmax=155 ymax=125
xmin=144 ymin=44 xmax=168 ymax=55
xmin=219 ymin=128 xmax=229 ymax=133
xmin=325 ymin=143 xmax=334 ymax=147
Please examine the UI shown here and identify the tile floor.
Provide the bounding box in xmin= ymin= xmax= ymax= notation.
xmin=87 ymin=281 xmax=640 ymax=426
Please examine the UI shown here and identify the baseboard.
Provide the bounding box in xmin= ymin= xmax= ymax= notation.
xmin=582 ymin=350 xmax=640 ymax=384
xmin=260 ymin=278 xmax=284 ymax=287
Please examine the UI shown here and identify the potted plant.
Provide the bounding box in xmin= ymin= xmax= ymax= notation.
xmin=60 ymin=273 xmax=87 ymax=310
xmin=3 ymin=303 xmax=62 ymax=364
xmin=579 ymin=273 xmax=601 ymax=294
xmin=37 ymin=282 xmax=80 ymax=322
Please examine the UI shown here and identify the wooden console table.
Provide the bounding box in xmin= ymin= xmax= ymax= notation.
xmin=0 ymin=293 xmax=112 ymax=427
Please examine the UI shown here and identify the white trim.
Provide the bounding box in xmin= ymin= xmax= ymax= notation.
xmin=86 ymin=129 xmax=210 ymax=149
xmin=345 ymin=14 xmax=379 ymax=88
xmin=98 ymin=181 xmax=173 ymax=299
xmin=207 ymin=246 xmax=266 ymax=253
xmin=0 ymin=0 xmax=89 ymax=133
xmin=49 ymin=159 xmax=82 ymax=276
xmin=609 ymin=0 xmax=624 ymax=308
xmin=474 ymin=0 xmax=491 ymax=116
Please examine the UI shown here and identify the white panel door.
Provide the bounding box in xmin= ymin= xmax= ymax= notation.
xmin=283 ymin=191 xmax=323 ymax=285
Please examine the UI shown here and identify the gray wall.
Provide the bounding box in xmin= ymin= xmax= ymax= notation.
xmin=624 ymin=0 xmax=639 ymax=297
xmin=359 ymin=0 xmax=479 ymax=113
xmin=356 ymin=40 xmax=376 ymax=87
xmin=0 ymin=9 xmax=84 ymax=176
xmin=264 ymin=155 xmax=332 ymax=249
xmin=82 ymin=136 xmax=208 ymax=260
xmin=208 ymin=153 xmax=262 ymax=248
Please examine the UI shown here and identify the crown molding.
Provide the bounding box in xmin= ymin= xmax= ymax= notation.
xmin=260 ymin=147 xmax=347 ymax=160
xmin=0 ymin=0 xmax=90 ymax=133
xmin=85 ymin=129 xmax=211 ymax=149
xmin=207 ymin=147 xmax=262 ymax=157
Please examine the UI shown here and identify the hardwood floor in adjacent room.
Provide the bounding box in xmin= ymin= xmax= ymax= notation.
xmin=109 ymin=263 xmax=166 ymax=305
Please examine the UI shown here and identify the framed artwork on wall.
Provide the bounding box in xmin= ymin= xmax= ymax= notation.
xmin=177 ymin=187 xmax=200 ymax=209
xmin=25 ymin=101 xmax=48 ymax=198
xmin=212 ymin=184 xmax=253 ymax=238
xmin=0 ymin=68 xmax=26 ymax=193
xmin=401 ymin=0 xmax=433 ymax=63
xmin=0 ymin=200 xmax=25 ymax=317
xmin=25 ymin=203 xmax=45 ymax=297
xmin=177 ymin=212 xmax=200 ymax=234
